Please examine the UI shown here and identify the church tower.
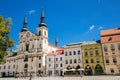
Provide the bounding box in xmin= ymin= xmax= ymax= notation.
xmin=37 ymin=9 xmax=48 ymax=52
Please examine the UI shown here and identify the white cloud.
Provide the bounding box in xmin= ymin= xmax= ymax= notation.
xmin=28 ymin=10 xmax=36 ymax=14
xmin=89 ymin=25 xmax=95 ymax=30
xmin=98 ymin=26 xmax=103 ymax=29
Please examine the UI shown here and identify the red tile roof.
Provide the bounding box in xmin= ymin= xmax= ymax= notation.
xmin=101 ymin=28 xmax=120 ymax=43
xmin=47 ymin=48 xmax=64 ymax=56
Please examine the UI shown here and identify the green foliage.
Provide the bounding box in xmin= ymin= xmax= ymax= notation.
xmin=0 ymin=15 xmax=14 ymax=64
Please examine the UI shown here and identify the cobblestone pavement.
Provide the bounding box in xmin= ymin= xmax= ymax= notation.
xmin=0 ymin=76 xmax=120 ymax=80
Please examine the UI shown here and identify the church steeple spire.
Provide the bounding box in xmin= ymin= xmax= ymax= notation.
xmin=21 ymin=16 xmax=28 ymax=32
xmin=23 ymin=16 xmax=27 ymax=28
xmin=39 ymin=8 xmax=46 ymax=27
xmin=55 ymin=37 xmax=58 ymax=47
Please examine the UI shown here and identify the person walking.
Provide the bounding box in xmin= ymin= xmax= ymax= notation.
xmin=29 ymin=73 xmax=32 ymax=80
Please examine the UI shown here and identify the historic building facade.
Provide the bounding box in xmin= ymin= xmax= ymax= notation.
xmin=46 ymin=49 xmax=64 ymax=76
xmin=101 ymin=28 xmax=120 ymax=74
xmin=0 ymin=9 xmax=58 ymax=77
xmin=81 ymin=41 xmax=105 ymax=75
xmin=62 ymin=42 xmax=84 ymax=75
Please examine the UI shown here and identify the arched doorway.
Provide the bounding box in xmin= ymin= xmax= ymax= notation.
xmin=24 ymin=63 xmax=28 ymax=77
xmin=95 ymin=64 xmax=103 ymax=74
xmin=85 ymin=65 xmax=93 ymax=75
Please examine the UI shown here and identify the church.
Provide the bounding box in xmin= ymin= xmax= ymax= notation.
xmin=0 ymin=9 xmax=59 ymax=77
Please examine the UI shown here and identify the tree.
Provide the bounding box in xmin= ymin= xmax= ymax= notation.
xmin=0 ymin=15 xmax=14 ymax=64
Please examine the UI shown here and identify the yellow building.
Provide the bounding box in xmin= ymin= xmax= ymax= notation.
xmin=81 ymin=41 xmax=105 ymax=75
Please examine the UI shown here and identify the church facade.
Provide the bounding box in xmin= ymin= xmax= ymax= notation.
xmin=0 ymin=9 xmax=58 ymax=77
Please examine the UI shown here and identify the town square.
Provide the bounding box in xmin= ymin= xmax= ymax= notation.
xmin=0 ymin=0 xmax=120 ymax=80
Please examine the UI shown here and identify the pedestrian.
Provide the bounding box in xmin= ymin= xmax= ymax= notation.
xmin=29 ymin=74 xmax=32 ymax=80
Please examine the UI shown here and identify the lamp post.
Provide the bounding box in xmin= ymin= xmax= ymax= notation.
xmin=78 ymin=56 xmax=82 ymax=77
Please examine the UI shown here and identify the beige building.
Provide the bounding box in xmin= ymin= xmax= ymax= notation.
xmin=101 ymin=28 xmax=120 ymax=74
xmin=0 ymin=9 xmax=58 ymax=77
xmin=63 ymin=42 xmax=84 ymax=75
xmin=46 ymin=49 xmax=64 ymax=76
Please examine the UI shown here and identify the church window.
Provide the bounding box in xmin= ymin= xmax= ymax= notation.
xmin=26 ymin=43 xmax=29 ymax=51
xmin=39 ymin=31 xmax=41 ymax=36
xmin=39 ymin=44 xmax=42 ymax=48
xmin=39 ymin=56 xmax=41 ymax=60
xmin=44 ymin=31 xmax=46 ymax=36
xmin=39 ymin=63 xmax=41 ymax=68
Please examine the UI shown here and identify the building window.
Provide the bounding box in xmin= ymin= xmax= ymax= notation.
xmin=44 ymin=31 xmax=46 ymax=36
xmin=66 ymin=60 xmax=68 ymax=64
xmin=106 ymin=58 xmax=109 ymax=63
xmin=70 ymin=59 xmax=72 ymax=64
xmin=113 ymin=58 xmax=117 ymax=63
xmin=85 ymin=52 xmax=88 ymax=56
xmin=49 ymin=64 xmax=51 ymax=67
xmin=56 ymin=64 xmax=58 ymax=67
xmin=78 ymin=50 xmax=80 ymax=55
xmin=32 ymin=44 xmax=34 ymax=48
xmin=26 ymin=43 xmax=29 ymax=51
xmin=56 ymin=58 xmax=58 ymax=61
xmin=111 ymin=44 xmax=115 ymax=51
xmin=39 ymin=31 xmax=41 ymax=36
xmin=31 ymin=57 xmax=33 ymax=61
xmin=65 ymin=52 xmax=67 ymax=56
xmin=96 ymin=58 xmax=100 ymax=63
xmin=74 ymin=59 xmax=77 ymax=63
xmin=39 ymin=63 xmax=41 ymax=68
xmin=60 ymin=64 xmax=63 ymax=67
xmin=4 ymin=66 xmax=6 ymax=69
xmin=60 ymin=57 xmax=62 ymax=61
xmin=39 ymin=44 xmax=42 ymax=48
xmin=69 ymin=51 xmax=72 ymax=55
xmin=90 ymin=51 xmax=93 ymax=56
xmin=49 ymin=58 xmax=51 ymax=61
xmin=8 ymin=65 xmax=10 ymax=69
xmin=95 ymin=50 xmax=99 ymax=55
xmin=118 ymin=43 xmax=120 ymax=50
xmin=39 ymin=56 xmax=41 ymax=60
xmin=91 ymin=59 xmax=94 ymax=63
xmin=86 ymin=59 xmax=88 ymax=63
xmin=111 ymin=68 xmax=114 ymax=73
xmin=73 ymin=51 xmax=76 ymax=55
xmin=13 ymin=65 xmax=15 ymax=68
xmin=104 ymin=45 xmax=108 ymax=52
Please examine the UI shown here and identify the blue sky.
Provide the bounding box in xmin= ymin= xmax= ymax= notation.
xmin=0 ymin=0 xmax=120 ymax=49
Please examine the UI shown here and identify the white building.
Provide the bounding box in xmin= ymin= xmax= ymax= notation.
xmin=46 ymin=49 xmax=64 ymax=76
xmin=0 ymin=9 xmax=58 ymax=77
xmin=62 ymin=42 xmax=84 ymax=75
